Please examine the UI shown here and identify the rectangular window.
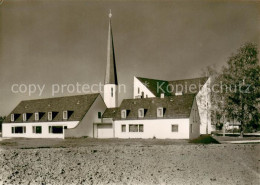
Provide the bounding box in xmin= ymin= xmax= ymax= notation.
xmin=49 ymin=126 xmax=63 ymax=134
xmin=129 ymin=124 xmax=143 ymax=132
xmin=35 ymin=112 xmax=39 ymax=121
xmin=23 ymin=113 xmax=27 ymax=121
xmin=11 ymin=126 xmax=26 ymax=134
xmin=98 ymin=112 xmax=102 ymax=119
xmin=129 ymin=124 xmax=138 ymax=132
xmin=190 ymin=124 xmax=193 ymax=133
xmin=121 ymin=110 xmax=126 ymax=118
xmin=157 ymin=107 xmax=164 ymax=118
xmin=111 ymin=87 xmax=113 ymax=97
xmin=11 ymin=114 xmax=15 ymax=122
xmin=138 ymin=87 xmax=140 ymax=94
xmin=32 ymin=126 xmax=42 ymax=134
xmin=172 ymin=125 xmax=178 ymax=132
xmin=63 ymin=111 xmax=68 ymax=120
xmin=48 ymin=112 xmax=52 ymax=121
xmin=138 ymin=108 xmax=144 ymax=118
xmin=121 ymin=125 xmax=126 ymax=132
xmin=139 ymin=124 xmax=144 ymax=132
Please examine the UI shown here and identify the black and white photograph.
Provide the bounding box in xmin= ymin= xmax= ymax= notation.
xmin=0 ymin=0 xmax=259 ymax=184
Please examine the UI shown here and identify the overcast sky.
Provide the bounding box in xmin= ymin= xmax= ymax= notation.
xmin=0 ymin=0 xmax=259 ymax=116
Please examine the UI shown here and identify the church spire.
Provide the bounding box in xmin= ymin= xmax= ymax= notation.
xmin=105 ymin=9 xmax=118 ymax=85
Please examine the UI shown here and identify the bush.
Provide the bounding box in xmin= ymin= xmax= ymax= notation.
xmin=189 ymin=135 xmax=220 ymax=144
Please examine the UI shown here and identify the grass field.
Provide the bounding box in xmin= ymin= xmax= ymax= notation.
xmin=0 ymin=137 xmax=259 ymax=185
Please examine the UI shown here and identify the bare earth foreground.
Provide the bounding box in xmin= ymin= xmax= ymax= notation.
xmin=0 ymin=138 xmax=259 ymax=185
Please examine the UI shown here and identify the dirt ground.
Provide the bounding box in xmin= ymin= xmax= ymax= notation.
xmin=0 ymin=138 xmax=259 ymax=185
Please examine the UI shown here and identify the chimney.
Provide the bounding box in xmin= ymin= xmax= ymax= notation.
xmin=160 ymin=93 xmax=165 ymax=98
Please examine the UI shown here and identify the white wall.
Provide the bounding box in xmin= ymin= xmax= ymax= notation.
xmin=133 ymin=76 xmax=156 ymax=99
xmin=64 ymin=94 xmax=107 ymax=138
xmin=2 ymin=121 xmax=78 ymax=139
xmin=196 ymin=77 xmax=215 ymax=134
xmin=104 ymin=84 xmax=118 ymax=108
xmin=189 ymin=98 xmax=201 ymax=139
xmin=114 ymin=118 xmax=190 ymax=139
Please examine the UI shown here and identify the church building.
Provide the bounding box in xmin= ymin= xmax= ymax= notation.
xmin=2 ymin=11 xmax=212 ymax=139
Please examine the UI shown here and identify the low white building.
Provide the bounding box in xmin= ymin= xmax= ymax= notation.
xmin=2 ymin=94 xmax=106 ymax=139
xmin=111 ymin=94 xmax=200 ymax=139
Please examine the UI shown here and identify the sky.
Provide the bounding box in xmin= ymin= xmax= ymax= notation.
xmin=0 ymin=0 xmax=259 ymax=116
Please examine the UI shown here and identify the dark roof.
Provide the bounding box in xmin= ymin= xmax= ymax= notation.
xmin=136 ymin=77 xmax=172 ymax=97
xmin=168 ymin=77 xmax=209 ymax=94
xmin=105 ymin=18 xmax=118 ymax=85
xmin=102 ymin=108 xmax=119 ymax=118
xmin=4 ymin=93 xmax=100 ymax=123
xmin=115 ymin=94 xmax=196 ymax=120
xmin=136 ymin=76 xmax=208 ymax=96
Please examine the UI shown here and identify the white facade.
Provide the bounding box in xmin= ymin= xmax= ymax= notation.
xmin=2 ymin=121 xmax=78 ymax=139
xmin=133 ymin=76 xmax=155 ymax=99
xmin=114 ymin=98 xmax=200 ymax=139
xmin=196 ymin=77 xmax=215 ymax=134
xmin=104 ymin=84 xmax=118 ymax=108
xmin=114 ymin=119 xmax=190 ymax=139
xmin=65 ymin=94 xmax=107 ymax=138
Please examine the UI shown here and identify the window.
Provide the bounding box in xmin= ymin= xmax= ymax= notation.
xmin=23 ymin=113 xmax=27 ymax=121
xmin=129 ymin=124 xmax=143 ymax=132
xmin=49 ymin=126 xmax=63 ymax=134
xmin=121 ymin=125 xmax=126 ymax=132
xmin=141 ymin=92 xmax=144 ymax=98
xmin=157 ymin=107 xmax=164 ymax=118
xmin=138 ymin=108 xmax=144 ymax=118
xmin=111 ymin=87 xmax=113 ymax=97
xmin=172 ymin=125 xmax=178 ymax=132
xmin=98 ymin=112 xmax=102 ymax=119
xmin=11 ymin=114 xmax=14 ymax=122
xmin=138 ymin=87 xmax=140 ymax=94
xmin=35 ymin=112 xmax=39 ymax=121
xmin=129 ymin=124 xmax=138 ymax=132
xmin=11 ymin=126 xmax=26 ymax=134
xmin=190 ymin=124 xmax=193 ymax=133
xmin=48 ymin=112 xmax=52 ymax=121
xmin=64 ymin=126 xmax=67 ymax=129
xmin=63 ymin=111 xmax=68 ymax=120
xmin=32 ymin=126 xmax=42 ymax=134
xmin=121 ymin=110 xmax=126 ymax=118
xmin=139 ymin=124 xmax=144 ymax=132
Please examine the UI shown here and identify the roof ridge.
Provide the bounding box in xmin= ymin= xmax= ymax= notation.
xmin=137 ymin=76 xmax=208 ymax=82
xmin=20 ymin=93 xmax=100 ymax=103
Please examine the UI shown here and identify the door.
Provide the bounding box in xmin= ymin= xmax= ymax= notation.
xmin=97 ymin=124 xmax=113 ymax=138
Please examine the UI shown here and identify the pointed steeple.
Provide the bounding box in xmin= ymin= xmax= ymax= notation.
xmin=105 ymin=10 xmax=118 ymax=85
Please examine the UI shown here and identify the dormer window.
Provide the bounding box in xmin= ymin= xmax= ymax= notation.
xmin=11 ymin=114 xmax=15 ymax=122
xmin=121 ymin=110 xmax=126 ymax=118
xmin=48 ymin=112 xmax=52 ymax=121
xmin=138 ymin=108 xmax=144 ymax=118
xmin=35 ymin=112 xmax=39 ymax=121
xmin=63 ymin=111 xmax=68 ymax=120
xmin=23 ymin=113 xmax=27 ymax=121
xmin=157 ymin=107 xmax=164 ymax=118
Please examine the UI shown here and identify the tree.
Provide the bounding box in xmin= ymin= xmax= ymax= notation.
xmin=0 ymin=116 xmax=6 ymax=132
xmin=218 ymin=43 xmax=260 ymax=136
